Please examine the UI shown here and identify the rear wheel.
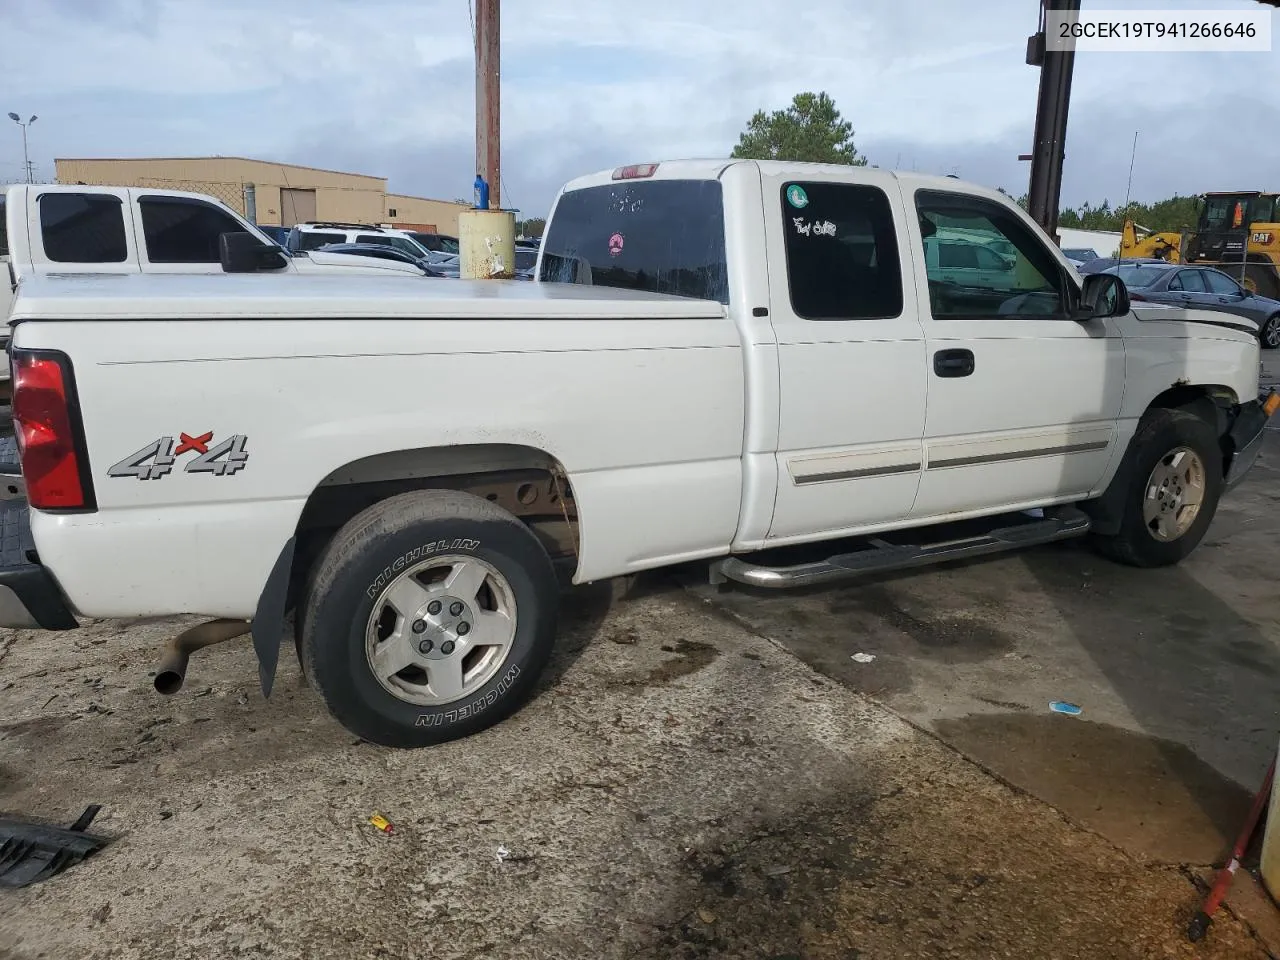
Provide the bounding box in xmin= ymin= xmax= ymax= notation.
xmin=1259 ymin=313 xmax=1280 ymax=350
xmin=1091 ymin=408 xmax=1223 ymax=568
xmin=300 ymin=490 xmax=558 ymax=748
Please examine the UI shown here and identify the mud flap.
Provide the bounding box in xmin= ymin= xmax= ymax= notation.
xmin=251 ymin=537 xmax=296 ymax=699
xmin=0 ymin=804 xmax=108 ymax=888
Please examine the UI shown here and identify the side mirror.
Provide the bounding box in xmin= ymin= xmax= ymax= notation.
xmin=220 ymin=231 xmax=287 ymax=273
xmin=1075 ymin=272 xmax=1129 ymax=320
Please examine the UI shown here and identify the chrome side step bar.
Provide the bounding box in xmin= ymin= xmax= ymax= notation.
xmin=709 ymin=511 xmax=1091 ymax=590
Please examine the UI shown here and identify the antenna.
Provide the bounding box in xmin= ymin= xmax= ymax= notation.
xmin=1123 ymin=130 xmax=1139 ymax=215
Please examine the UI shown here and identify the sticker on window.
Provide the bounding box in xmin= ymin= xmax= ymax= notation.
xmin=786 ymin=185 xmax=809 ymax=209
xmin=792 ymin=218 xmax=837 ymax=237
xmin=608 ymin=232 xmax=625 ymax=257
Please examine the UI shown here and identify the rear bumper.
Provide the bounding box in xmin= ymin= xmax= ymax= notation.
xmin=0 ymin=500 xmax=77 ymax=630
xmin=1225 ymin=392 xmax=1277 ymax=493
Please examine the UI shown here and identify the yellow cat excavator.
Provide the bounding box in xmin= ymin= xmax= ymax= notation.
xmin=1120 ymin=192 xmax=1280 ymax=299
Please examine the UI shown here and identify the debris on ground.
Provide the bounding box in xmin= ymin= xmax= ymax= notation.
xmin=0 ymin=804 xmax=109 ymax=888
xmin=851 ymin=653 xmax=877 ymax=664
xmin=1049 ymin=701 xmax=1083 ymax=716
xmin=367 ymin=813 xmax=394 ymax=834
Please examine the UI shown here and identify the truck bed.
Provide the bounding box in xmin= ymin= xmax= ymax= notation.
xmin=10 ymin=273 xmax=727 ymax=322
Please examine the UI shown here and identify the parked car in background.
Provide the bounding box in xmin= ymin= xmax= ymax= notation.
xmin=425 ymin=252 xmax=460 ymax=278
xmin=922 ymin=235 xmax=1017 ymax=290
xmin=2 ymin=185 xmax=428 ymax=384
xmin=408 ymin=232 xmax=459 ymax=254
xmin=1077 ymin=256 xmax=1168 ymax=275
xmin=316 ymin=242 xmax=448 ymax=277
xmin=1061 ymin=247 xmax=1099 ymax=267
xmin=256 ymin=224 xmax=291 ymax=247
xmin=287 ymin=222 xmax=432 ymax=260
xmin=514 ymin=246 xmax=538 ymax=280
xmin=1102 ymin=261 xmax=1280 ymax=348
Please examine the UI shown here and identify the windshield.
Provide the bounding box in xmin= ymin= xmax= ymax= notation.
xmin=1062 ymin=248 xmax=1098 ymax=260
xmin=539 ymin=179 xmax=729 ymax=303
xmin=1202 ymin=195 xmax=1250 ymax=231
xmin=1110 ymin=264 xmax=1170 ymax=288
xmin=412 ymin=232 xmax=460 ymax=254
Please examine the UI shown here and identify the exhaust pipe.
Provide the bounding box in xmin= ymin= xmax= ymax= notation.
xmin=154 ymin=619 xmax=251 ymax=695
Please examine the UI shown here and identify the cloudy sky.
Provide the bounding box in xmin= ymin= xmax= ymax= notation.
xmin=4 ymin=0 xmax=1277 ymax=217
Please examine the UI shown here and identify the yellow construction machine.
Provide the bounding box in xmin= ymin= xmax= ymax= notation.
xmin=1119 ymin=192 xmax=1280 ymax=298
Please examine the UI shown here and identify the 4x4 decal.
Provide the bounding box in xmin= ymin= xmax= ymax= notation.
xmin=108 ymin=432 xmax=249 ymax=481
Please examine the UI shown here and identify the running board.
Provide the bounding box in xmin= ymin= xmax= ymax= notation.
xmin=709 ymin=510 xmax=1091 ymax=590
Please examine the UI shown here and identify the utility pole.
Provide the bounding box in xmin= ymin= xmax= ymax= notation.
xmin=459 ymin=0 xmax=514 ymax=279
xmin=1025 ymin=0 xmax=1079 ymax=243
xmin=475 ymin=0 xmax=500 ymax=209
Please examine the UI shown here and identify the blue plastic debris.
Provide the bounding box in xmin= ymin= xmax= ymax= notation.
xmin=1049 ymin=701 xmax=1082 ymax=716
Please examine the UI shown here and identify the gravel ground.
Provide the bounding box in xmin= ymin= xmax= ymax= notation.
xmin=0 ymin=575 xmax=1269 ymax=959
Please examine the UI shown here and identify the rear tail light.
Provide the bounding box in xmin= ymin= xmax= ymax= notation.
xmin=612 ymin=163 xmax=660 ymax=180
xmin=11 ymin=349 xmax=95 ymax=511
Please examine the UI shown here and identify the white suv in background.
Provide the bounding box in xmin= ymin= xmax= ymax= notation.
xmin=287 ymin=222 xmax=431 ymax=258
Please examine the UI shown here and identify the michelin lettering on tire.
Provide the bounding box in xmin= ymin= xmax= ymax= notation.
xmin=414 ymin=664 xmax=522 ymax=727
xmin=365 ymin=538 xmax=481 ymax=598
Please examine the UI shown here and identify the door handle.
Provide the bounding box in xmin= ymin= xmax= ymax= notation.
xmin=933 ymin=348 xmax=975 ymax=378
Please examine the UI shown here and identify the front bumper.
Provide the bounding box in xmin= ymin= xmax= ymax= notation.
xmin=1225 ymin=391 xmax=1278 ymax=493
xmin=0 ymin=500 xmax=77 ymax=630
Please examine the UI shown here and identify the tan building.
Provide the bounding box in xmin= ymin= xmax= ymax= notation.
xmin=54 ymin=156 xmax=469 ymax=234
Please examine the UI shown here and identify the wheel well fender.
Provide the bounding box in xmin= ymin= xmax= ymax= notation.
xmin=286 ymin=442 xmax=581 ymax=612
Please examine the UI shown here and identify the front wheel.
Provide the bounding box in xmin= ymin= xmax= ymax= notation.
xmin=299 ymin=490 xmax=559 ymax=748
xmin=1091 ymin=408 xmax=1224 ymax=568
xmin=1260 ymin=313 xmax=1280 ymax=350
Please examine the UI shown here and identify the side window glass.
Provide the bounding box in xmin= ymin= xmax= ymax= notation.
xmin=300 ymin=231 xmax=344 ymax=251
xmin=915 ymin=190 xmax=1064 ymax=318
xmin=780 ymin=181 xmax=903 ymax=320
xmin=39 ymin=193 xmax=128 ymax=263
xmin=1203 ymin=270 xmax=1241 ymax=295
xmin=0 ymin=196 xmax=7 ymax=257
xmin=139 ymin=197 xmax=245 ymax=263
xmin=1174 ymin=270 xmax=1206 ymax=293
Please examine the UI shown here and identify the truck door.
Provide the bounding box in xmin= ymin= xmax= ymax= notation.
xmin=903 ymin=185 xmax=1125 ymax=519
xmin=758 ymin=169 xmax=928 ymax=545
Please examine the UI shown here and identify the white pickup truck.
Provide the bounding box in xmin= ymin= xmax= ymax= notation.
xmin=1 ymin=183 xmax=428 ymax=378
xmin=1 ymin=160 xmax=1273 ymax=748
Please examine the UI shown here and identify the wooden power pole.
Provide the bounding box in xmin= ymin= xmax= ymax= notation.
xmin=475 ymin=0 xmax=501 ymax=209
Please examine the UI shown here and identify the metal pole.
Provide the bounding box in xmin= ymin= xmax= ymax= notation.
xmin=21 ymin=124 xmax=30 ymax=184
xmin=1026 ymin=0 xmax=1080 ymax=243
xmin=475 ymin=0 xmax=500 ymax=210
xmin=1122 ymin=130 xmax=1138 ymax=213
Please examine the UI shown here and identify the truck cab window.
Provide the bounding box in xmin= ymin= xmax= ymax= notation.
xmin=780 ymin=182 xmax=903 ymax=320
xmin=539 ymin=179 xmax=729 ymax=304
xmin=39 ymin=193 xmax=128 ymax=263
xmin=916 ymin=190 xmax=1066 ymax=319
xmin=139 ymin=197 xmax=248 ymax=263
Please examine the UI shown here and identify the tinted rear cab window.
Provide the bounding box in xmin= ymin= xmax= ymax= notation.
xmin=780 ymin=181 xmax=903 ymax=320
xmin=539 ymin=179 xmax=728 ymax=303
xmin=39 ymin=193 xmax=128 ymax=263
xmin=0 ymin=196 xmax=7 ymax=257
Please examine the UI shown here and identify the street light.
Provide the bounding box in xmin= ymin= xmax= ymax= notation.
xmin=7 ymin=113 xmax=37 ymax=184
